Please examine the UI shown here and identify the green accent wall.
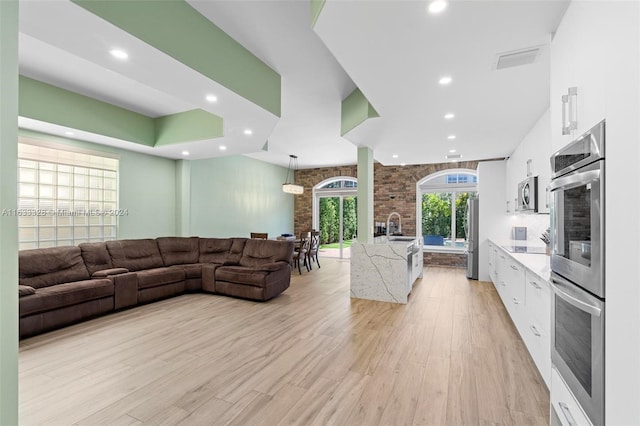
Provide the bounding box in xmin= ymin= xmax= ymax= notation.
xmin=175 ymin=159 xmax=191 ymax=236
xmin=19 ymin=129 xmax=177 ymax=239
xmin=155 ymin=109 xmax=223 ymax=147
xmin=73 ymin=0 xmax=281 ymax=117
xmin=0 ymin=0 xmax=19 ymax=423
xmin=341 ymin=88 xmax=379 ymax=136
xmin=310 ymin=0 xmax=327 ymax=27
xmin=190 ymin=156 xmax=294 ymax=238
xmin=19 ymin=76 xmax=156 ymax=146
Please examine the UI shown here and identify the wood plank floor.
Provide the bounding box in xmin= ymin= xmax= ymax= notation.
xmin=19 ymin=260 xmax=549 ymax=425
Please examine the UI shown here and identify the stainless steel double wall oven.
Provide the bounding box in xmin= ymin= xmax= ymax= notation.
xmin=549 ymin=120 xmax=605 ymax=426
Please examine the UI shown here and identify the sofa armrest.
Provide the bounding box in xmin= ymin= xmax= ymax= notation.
xmin=111 ymin=272 xmax=138 ymax=310
xmin=202 ymin=263 xmax=221 ymax=293
xmin=92 ymin=268 xmax=129 ymax=278
xmin=18 ymin=285 xmax=36 ymax=297
xmin=254 ymin=262 xmax=289 ymax=272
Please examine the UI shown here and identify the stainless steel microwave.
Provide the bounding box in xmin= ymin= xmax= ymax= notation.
xmin=517 ymin=176 xmax=538 ymax=212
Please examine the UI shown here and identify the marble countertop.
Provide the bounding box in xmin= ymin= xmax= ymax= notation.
xmin=490 ymin=239 xmax=551 ymax=281
xmin=371 ymin=236 xmax=420 ymax=246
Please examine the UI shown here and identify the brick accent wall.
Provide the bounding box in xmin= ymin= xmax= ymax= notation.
xmin=423 ymin=252 xmax=467 ymax=268
xmin=294 ymin=161 xmax=478 ymax=237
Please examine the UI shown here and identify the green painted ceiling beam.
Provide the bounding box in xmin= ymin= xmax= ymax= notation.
xmin=155 ymin=109 xmax=223 ymax=147
xmin=341 ymin=87 xmax=379 ymax=136
xmin=19 ymin=76 xmax=223 ymax=147
xmin=19 ymin=76 xmax=155 ymax=146
xmin=310 ymin=0 xmax=327 ymax=27
xmin=72 ymin=0 xmax=281 ymax=117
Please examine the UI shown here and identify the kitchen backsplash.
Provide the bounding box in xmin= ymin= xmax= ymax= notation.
xmin=507 ymin=213 xmax=551 ymax=245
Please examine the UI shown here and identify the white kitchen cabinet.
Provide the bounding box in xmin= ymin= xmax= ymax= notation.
xmin=551 ymin=367 xmax=593 ymax=426
xmin=522 ymin=270 xmax=551 ymax=387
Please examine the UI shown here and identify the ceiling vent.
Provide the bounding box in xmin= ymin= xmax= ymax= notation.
xmin=445 ymin=154 xmax=462 ymax=160
xmin=495 ymin=46 xmax=542 ymax=70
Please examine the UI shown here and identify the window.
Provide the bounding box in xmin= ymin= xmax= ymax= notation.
xmin=16 ymin=141 xmax=119 ymax=250
xmin=419 ymin=171 xmax=477 ymax=252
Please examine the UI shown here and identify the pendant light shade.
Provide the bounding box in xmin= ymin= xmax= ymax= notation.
xmin=283 ymin=154 xmax=303 ymax=194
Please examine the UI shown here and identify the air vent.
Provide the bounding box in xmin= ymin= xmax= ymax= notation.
xmin=445 ymin=154 xmax=462 ymax=160
xmin=495 ymin=46 xmax=541 ymax=70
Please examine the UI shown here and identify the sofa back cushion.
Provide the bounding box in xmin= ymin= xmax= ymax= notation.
xmin=19 ymin=246 xmax=90 ymax=289
xmin=198 ymin=238 xmax=247 ymax=264
xmin=157 ymin=237 xmax=199 ymax=266
xmin=239 ymin=239 xmax=294 ymax=267
xmin=79 ymin=242 xmax=113 ymax=275
xmin=106 ymin=239 xmax=163 ymax=271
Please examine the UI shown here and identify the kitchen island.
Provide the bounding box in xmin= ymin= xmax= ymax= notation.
xmin=350 ymin=236 xmax=423 ymax=304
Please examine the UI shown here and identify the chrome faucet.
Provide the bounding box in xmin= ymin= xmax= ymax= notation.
xmin=386 ymin=212 xmax=401 ymax=236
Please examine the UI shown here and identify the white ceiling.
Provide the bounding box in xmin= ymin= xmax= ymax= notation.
xmin=17 ymin=0 xmax=569 ymax=168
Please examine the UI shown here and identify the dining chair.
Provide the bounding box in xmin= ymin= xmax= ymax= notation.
xmin=307 ymin=230 xmax=320 ymax=269
xmin=250 ymin=232 xmax=268 ymax=239
xmin=291 ymin=231 xmax=311 ymax=274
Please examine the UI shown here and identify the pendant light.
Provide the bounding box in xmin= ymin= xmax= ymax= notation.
xmin=282 ymin=154 xmax=303 ymax=194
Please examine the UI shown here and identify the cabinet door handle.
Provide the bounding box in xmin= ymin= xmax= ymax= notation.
xmin=530 ymin=324 xmax=541 ymax=337
xmin=529 ymin=281 xmax=542 ymax=290
xmin=512 ymin=297 xmax=519 ymax=305
xmin=559 ymin=402 xmax=578 ymax=426
xmin=510 ymin=265 xmax=518 ymax=271
xmin=545 ymin=187 xmax=550 ymax=209
xmin=561 ymin=94 xmax=569 ymax=135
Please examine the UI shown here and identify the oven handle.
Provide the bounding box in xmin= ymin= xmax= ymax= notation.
xmin=548 ymin=168 xmax=600 ymax=191
xmin=551 ymin=276 xmax=602 ymax=317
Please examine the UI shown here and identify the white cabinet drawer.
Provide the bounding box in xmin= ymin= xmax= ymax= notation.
xmin=525 ymin=271 xmax=551 ymax=335
xmin=551 ymin=367 xmax=593 ymax=426
xmin=522 ymin=315 xmax=551 ymax=388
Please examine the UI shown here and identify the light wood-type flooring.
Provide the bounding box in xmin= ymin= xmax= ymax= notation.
xmin=20 ymin=260 xmax=549 ymax=425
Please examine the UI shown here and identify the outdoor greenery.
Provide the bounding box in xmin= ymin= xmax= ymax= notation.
xmin=421 ymin=192 xmax=473 ymax=238
xmin=319 ymin=196 xmax=357 ymax=245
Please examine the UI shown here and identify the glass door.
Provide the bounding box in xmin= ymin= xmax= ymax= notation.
xmin=318 ymin=195 xmax=357 ymax=259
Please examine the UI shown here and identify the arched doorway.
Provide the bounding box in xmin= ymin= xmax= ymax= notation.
xmin=313 ymin=177 xmax=357 ymax=259
xmin=415 ymin=169 xmax=478 ymax=253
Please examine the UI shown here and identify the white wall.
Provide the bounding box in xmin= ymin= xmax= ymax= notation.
xmin=551 ymin=2 xmax=640 ymax=424
xmin=477 ymin=160 xmax=509 ymax=281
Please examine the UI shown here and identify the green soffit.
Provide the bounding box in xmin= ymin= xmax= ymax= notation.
xmin=19 ymin=76 xmax=223 ymax=146
xmin=310 ymin=0 xmax=327 ymax=27
xmin=341 ymin=88 xmax=379 ymax=136
xmin=72 ymin=0 xmax=281 ymax=117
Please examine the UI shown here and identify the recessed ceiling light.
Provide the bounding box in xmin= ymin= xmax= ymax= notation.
xmin=219 ymin=145 xmax=227 ymax=151
xmin=205 ymin=94 xmax=218 ymax=103
xmin=64 ymin=131 xmax=74 ymax=136
xmin=447 ymin=135 xmax=456 ymax=140
xmin=444 ymin=113 xmax=455 ymax=119
xmin=428 ymin=0 xmax=447 ymax=14
xmin=243 ymin=129 xmax=253 ymax=135
xmin=182 ymin=151 xmax=189 ymax=156
xmin=392 ymin=154 xmax=399 ymax=158
xmin=439 ymin=76 xmax=452 ymax=85
xmin=449 ymin=149 xmax=457 ymax=153
xmin=109 ymin=49 xmax=128 ymax=60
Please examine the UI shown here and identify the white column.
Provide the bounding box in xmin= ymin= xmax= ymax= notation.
xmin=175 ymin=159 xmax=191 ymax=236
xmin=356 ymin=147 xmax=374 ymax=244
xmin=0 ymin=0 xmax=19 ymax=423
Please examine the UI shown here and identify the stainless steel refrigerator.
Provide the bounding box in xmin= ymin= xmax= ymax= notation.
xmin=465 ymin=198 xmax=479 ymax=280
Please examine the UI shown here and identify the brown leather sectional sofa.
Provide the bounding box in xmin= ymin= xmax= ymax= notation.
xmin=18 ymin=237 xmax=294 ymax=338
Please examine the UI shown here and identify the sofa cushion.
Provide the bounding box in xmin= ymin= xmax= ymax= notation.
xmin=157 ymin=237 xmax=200 ymax=266
xmin=216 ymin=266 xmax=269 ymax=287
xmin=239 ymin=239 xmax=294 ymax=268
xmin=136 ymin=268 xmax=185 ymax=290
xmin=106 ymin=239 xmax=164 ymax=271
xmin=79 ymin=242 xmax=113 ymax=275
xmin=169 ymin=263 xmax=203 ymax=279
xmin=198 ymin=238 xmax=233 ymax=264
xmin=19 ymin=246 xmax=90 ymax=289
xmin=19 ymin=279 xmax=113 ymax=317
xmin=19 ymin=285 xmax=36 ymax=297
